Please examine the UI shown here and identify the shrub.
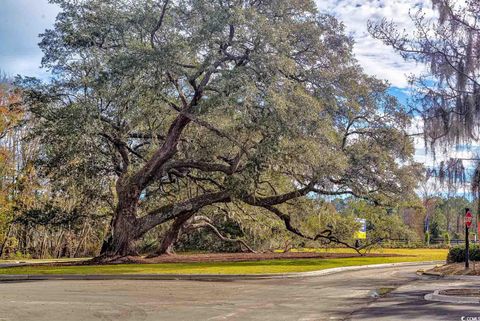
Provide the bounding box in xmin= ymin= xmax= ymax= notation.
xmin=443 ymin=232 xmax=451 ymax=246
xmin=447 ymin=245 xmax=480 ymax=263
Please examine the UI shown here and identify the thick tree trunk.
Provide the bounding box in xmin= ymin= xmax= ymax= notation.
xmin=101 ymin=210 xmax=139 ymax=257
xmin=100 ymin=180 xmax=142 ymax=257
xmin=100 ymin=115 xmax=192 ymax=258
xmin=0 ymin=223 xmax=13 ymax=258
xmin=156 ymin=212 xmax=193 ymax=255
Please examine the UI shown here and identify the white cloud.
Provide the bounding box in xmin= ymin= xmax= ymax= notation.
xmin=317 ymin=0 xmax=435 ymax=88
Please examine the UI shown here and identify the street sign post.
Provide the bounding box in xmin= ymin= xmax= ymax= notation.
xmin=465 ymin=208 xmax=472 ymax=269
xmin=478 ymin=213 xmax=480 ymax=244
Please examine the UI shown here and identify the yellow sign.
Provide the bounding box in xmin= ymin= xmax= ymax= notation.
xmin=354 ymin=218 xmax=367 ymax=239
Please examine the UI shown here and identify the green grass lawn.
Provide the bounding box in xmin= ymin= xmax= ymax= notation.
xmin=0 ymin=248 xmax=448 ymax=275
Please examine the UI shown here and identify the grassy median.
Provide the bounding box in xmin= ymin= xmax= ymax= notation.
xmin=0 ymin=248 xmax=447 ymax=275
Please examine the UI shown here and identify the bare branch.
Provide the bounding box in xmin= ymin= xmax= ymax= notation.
xmin=150 ymin=0 xmax=170 ymax=49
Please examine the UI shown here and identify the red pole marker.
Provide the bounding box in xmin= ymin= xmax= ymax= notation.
xmin=466 ymin=210 xmax=473 ymax=228
xmin=465 ymin=209 xmax=472 ymax=269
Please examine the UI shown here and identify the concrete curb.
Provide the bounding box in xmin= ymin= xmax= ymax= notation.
xmin=425 ymin=289 xmax=480 ymax=304
xmin=0 ymin=261 xmax=444 ymax=282
xmin=421 ymin=268 xmax=480 ymax=280
xmin=433 ymin=275 xmax=480 ymax=281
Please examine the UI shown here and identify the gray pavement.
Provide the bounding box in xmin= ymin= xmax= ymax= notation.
xmin=0 ymin=263 xmax=477 ymax=321
xmin=351 ymin=276 xmax=480 ymax=321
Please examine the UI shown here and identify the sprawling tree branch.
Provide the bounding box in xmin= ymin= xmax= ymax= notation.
xmin=185 ymin=216 xmax=256 ymax=253
xmin=136 ymin=191 xmax=231 ymax=236
xmin=262 ymin=205 xmax=363 ymax=254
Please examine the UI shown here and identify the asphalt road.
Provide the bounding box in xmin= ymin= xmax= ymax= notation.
xmin=0 ymin=263 xmax=477 ymax=321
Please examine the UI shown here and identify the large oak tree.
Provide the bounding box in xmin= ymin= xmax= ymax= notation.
xmin=21 ymin=0 xmax=419 ymax=257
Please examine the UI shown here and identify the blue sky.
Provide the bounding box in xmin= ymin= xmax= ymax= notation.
xmin=0 ymin=0 xmax=59 ymax=78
